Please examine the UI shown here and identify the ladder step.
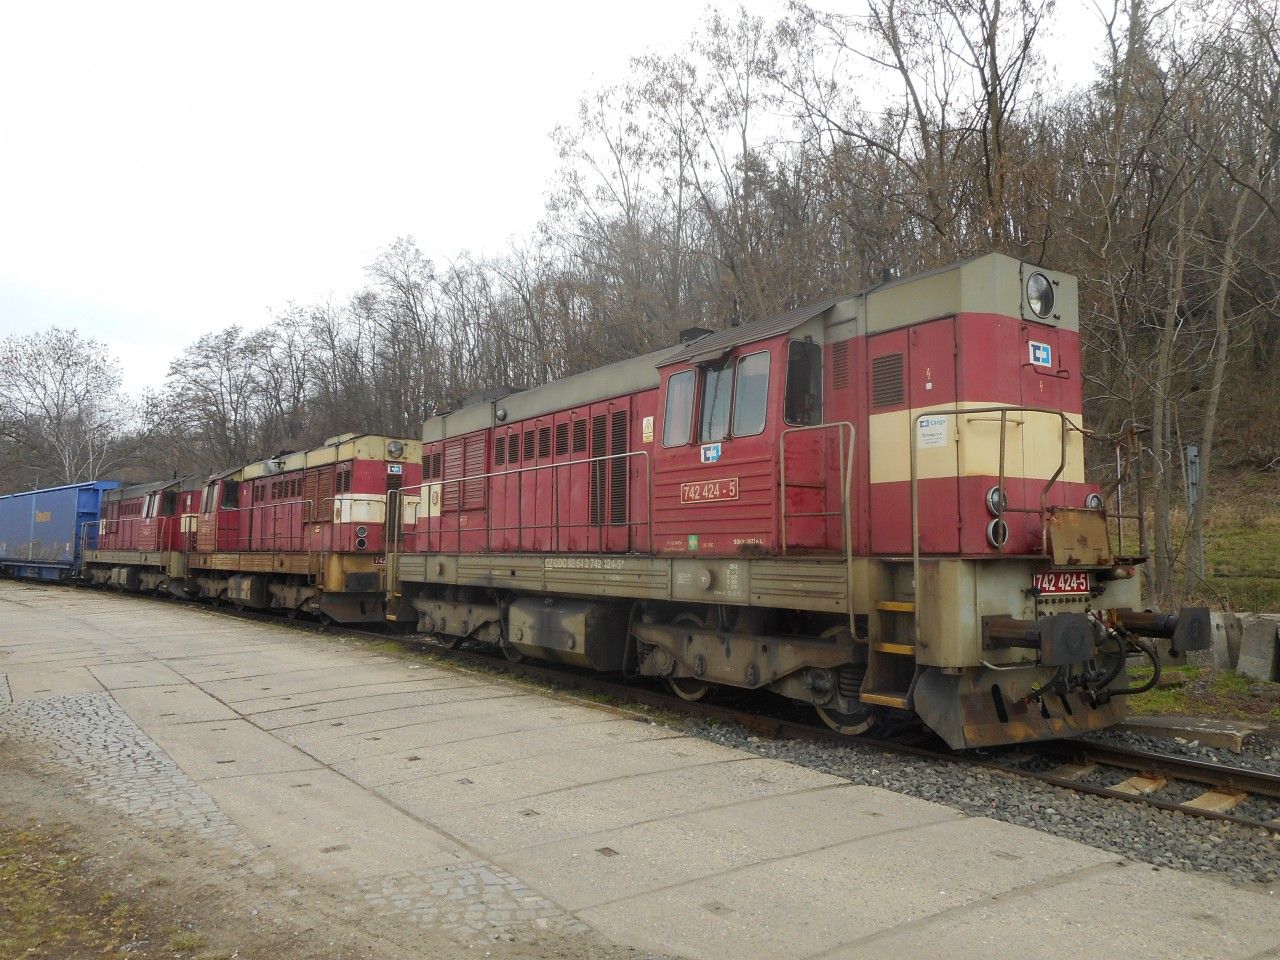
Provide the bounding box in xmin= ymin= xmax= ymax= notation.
xmin=872 ymin=642 xmax=915 ymax=656
xmin=876 ymin=601 xmax=915 ymax=613
xmin=861 ymin=691 xmax=910 ymax=709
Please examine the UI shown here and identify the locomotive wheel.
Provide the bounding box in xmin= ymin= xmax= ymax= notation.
xmin=434 ymin=633 xmax=463 ymax=650
xmin=668 ymin=676 xmax=712 ymax=702
xmin=666 ymin=612 xmax=712 ymax=702
xmin=815 ymin=704 xmax=875 ymax=736
xmin=501 ymin=639 xmax=524 ymax=662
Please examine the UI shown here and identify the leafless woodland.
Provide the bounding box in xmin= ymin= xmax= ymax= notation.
xmin=1 ymin=0 xmax=1277 ymax=604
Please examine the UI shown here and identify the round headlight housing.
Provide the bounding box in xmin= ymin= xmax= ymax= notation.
xmin=387 ymin=440 xmax=405 ymax=459
xmin=986 ymin=518 xmax=1009 ymax=549
xmin=1084 ymin=492 xmax=1105 ymax=511
xmin=1027 ymin=272 xmax=1054 ymax=318
xmin=985 ymin=485 xmax=1008 ymax=516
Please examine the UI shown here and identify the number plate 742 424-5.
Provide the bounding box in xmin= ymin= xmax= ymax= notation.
xmin=1032 ymin=570 xmax=1091 ymax=595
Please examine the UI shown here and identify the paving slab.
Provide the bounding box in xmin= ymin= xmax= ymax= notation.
xmin=232 ymin=675 xmax=472 ymax=713
xmin=495 ymin=784 xmax=965 ymax=912
xmin=576 ymin=815 xmax=1117 ymax=960
xmin=200 ymin=663 xmax=442 ymax=702
xmin=88 ymin=659 xmax=189 ymax=689
xmin=824 ymin=860 xmax=1280 ymax=960
xmin=5 ymin=665 xmax=105 ymax=699
xmin=306 ymin=702 xmax=627 ymax=765
xmin=248 ymin=682 xmax=500 ymax=731
xmin=332 ymin=715 xmax=675 ymax=785
xmin=267 ymin=691 xmax=545 ymax=746
xmin=422 ymin=757 xmax=846 ymax=854
xmin=382 ymin=733 xmax=718 ymax=814
xmin=199 ymin=766 xmax=466 ymax=884
xmin=1119 ymin=714 xmax=1265 ymax=753
xmin=110 ymin=684 xmax=241 ymax=725
xmin=149 ymin=717 xmax=322 ymax=780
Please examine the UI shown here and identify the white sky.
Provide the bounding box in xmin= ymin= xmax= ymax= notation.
xmin=0 ymin=0 xmax=1103 ymax=393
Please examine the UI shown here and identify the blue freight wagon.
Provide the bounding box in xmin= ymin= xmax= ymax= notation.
xmin=0 ymin=480 xmax=119 ymax=581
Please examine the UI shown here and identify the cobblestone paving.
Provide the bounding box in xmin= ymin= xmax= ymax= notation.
xmin=359 ymin=861 xmax=590 ymax=940
xmin=0 ymin=691 xmax=259 ymax=864
xmin=0 ymin=684 xmax=587 ymax=940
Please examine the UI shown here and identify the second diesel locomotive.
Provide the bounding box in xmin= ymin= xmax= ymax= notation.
xmin=390 ymin=253 xmax=1210 ymax=747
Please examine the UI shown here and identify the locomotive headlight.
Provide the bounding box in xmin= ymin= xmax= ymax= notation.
xmin=1085 ymin=492 xmax=1105 ymax=511
xmin=356 ymin=525 xmax=368 ymax=538
xmin=986 ymin=518 xmax=1009 ymax=548
xmin=1026 ymin=272 xmax=1055 ymax=318
xmin=984 ymin=485 xmax=1007 ymax=516
xmin=387 ymin=440 xmax=405 ymax=459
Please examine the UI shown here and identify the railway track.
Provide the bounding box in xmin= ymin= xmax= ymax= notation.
xmin=104 ymin=588 xmax=1280 ymax=836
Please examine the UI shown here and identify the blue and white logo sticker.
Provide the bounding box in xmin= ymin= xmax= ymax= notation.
xmin=1028 ymin=341 xmax=1052 ymax=367
xmin=700 ymin=442 xmax=722 ymax=464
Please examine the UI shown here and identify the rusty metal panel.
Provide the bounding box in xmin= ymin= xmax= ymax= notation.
xmin=1048 ymin=508 xmax=1112 ymax=567
xmin=915 ymin=560 xmax=979 ymax=667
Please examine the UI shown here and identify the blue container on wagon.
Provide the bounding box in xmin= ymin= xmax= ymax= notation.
xmin=0 ymin=480 xmax=119 ymax=580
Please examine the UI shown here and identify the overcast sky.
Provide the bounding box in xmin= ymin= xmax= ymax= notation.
xmin=0 ymin=0 xmax=1102 ymax=393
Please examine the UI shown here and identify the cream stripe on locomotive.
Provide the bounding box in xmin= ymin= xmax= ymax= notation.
xmin=332 ymin=493 xmax=387 ymax=524
xmin=868 ymin=402 xmax=1086 ymax=484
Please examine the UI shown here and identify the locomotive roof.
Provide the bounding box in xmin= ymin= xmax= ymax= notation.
xmin=667 ymin=298 xmax=841 ymax=364
xmin=423 ymin=299 xmax=842 ymax=441
xmin=107 ymin=476 xmax=196 ymax=500
xmin=422 ymin=252 xmax=1078 ymax=442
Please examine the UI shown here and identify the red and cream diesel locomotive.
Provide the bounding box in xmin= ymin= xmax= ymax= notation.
xmin=390 ymin=253 xmax=1210 ymax=748
xmin=85 ymin=433 xmax=421 ymax=623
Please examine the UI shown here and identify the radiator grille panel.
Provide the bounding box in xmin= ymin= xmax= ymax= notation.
xmin=832 ymin=340 xmax=850 ymax=390
xmin=872 ymin=353 xmax=904 ymax=407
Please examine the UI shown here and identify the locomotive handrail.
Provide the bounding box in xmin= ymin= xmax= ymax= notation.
xmin=197 ymin=495 xmax=386 ymax=554
xmin=387 ymin=448 xmax=655 ymax=560
xmin=778 ymin=420 xmax=855 ymax=562
xmin=909 ymin=405 xmax=1087 ymax=631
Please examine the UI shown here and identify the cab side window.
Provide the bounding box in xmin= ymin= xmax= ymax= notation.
xmin=662 ymin=370 xmax=696 ymax=446
xmin=220 ymin=480 xmax=240 ymax=509
xmin=699 ymin=364 xmax=733 ymax=442
xmin=784 ymin=340 xmax=823 ymax=426
xmin=731 ymin=351 xmax=770 ymax=437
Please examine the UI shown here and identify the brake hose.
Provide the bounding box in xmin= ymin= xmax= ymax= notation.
xmin=1105 ymin=636 xmax=1163 ymax=696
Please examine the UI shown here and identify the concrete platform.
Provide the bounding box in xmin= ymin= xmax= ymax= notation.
xmin=2 ymin=581 xmax=1279 ymax=960
xmin=1119 ymin=714 xmax=1267 ymax=753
